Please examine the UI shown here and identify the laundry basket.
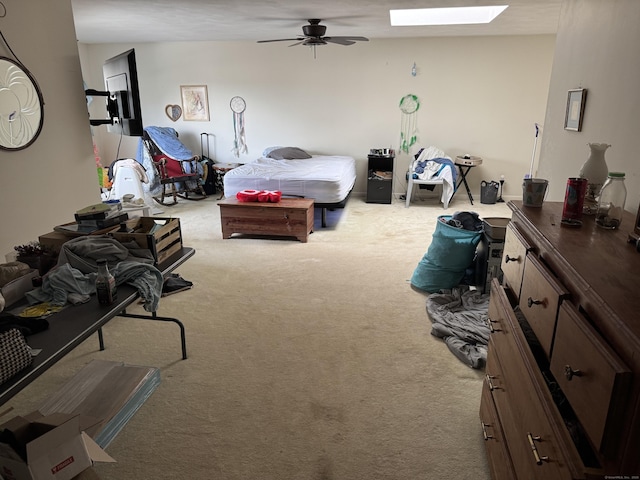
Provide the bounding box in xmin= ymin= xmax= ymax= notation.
xmin=411 ymin=215 xmax=482 ymax=293
xmin=480 ymin=181 xmax=499 ymax=204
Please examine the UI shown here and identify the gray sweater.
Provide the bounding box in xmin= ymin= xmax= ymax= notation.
xmin=26 ymin=236 xmax=163 ymax=312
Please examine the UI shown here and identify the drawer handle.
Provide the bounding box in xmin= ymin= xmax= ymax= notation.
xmin=485 ymin=317 xmax=501 ymax=333
xmin=527 ymin=433 xmax=549 ymax=465
xmin=485 ymin=374 xmax=499 ymax=391
xmin=504 ymin=254 xmax=520 ymax=263
xmin=480 ymin=421 xmax=493 ymax=440
xmin=527 ymin=297 xmax=547 ymax=308
xmin=564 ymin=365 xmax=583 ymax=381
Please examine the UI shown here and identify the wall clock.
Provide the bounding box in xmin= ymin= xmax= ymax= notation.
xmin=0 ymin=56 xmax=44 ymax=151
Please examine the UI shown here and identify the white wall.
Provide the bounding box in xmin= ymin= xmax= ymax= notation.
xmin=2 ymin=1 xmax=638 ymax=259
xmin=538 ymin=0 xmax=640 ymax=215
xmin=0 ymin=0 xmax=99 ymax=258
xmin=83 ymin=35 xmax=555 ymax=201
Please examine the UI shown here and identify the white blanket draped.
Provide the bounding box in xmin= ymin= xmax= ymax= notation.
xmin=411 ymin=146 xmax=456 ymax=207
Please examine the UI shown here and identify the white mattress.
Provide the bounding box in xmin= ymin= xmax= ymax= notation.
xmin=223 ymin=155 xmax=357 ymax=204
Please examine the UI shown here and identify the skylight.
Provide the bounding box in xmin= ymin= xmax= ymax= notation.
xmin=390 ymin=5 xmax=509 ymax=26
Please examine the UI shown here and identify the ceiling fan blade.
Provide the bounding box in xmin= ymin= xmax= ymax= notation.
xmin=333 ymin=36 xmax=369 ymax=42
xmin=288 ymin=40 xmax=306 ymax=47
xmin=257 ymin=38 xmax=302 ymax=43
xmin=324 ymin=37 xmax=356 ymax=46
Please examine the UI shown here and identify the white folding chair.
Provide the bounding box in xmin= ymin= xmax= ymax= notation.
xmin=405 ymin=170 xmax=448 ymax=208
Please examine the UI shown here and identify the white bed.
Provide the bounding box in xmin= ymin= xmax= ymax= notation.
xmin=223 ymin=155 xmax=357 ymax=226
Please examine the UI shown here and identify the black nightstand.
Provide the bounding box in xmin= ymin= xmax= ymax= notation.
xmin=366 ymin=155 xmax=394 ymax=204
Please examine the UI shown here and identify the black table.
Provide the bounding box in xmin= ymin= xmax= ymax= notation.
xmin=454 ymin=156 xmax=483 ymax=205
xmin=0 ymin=247 xmax=195 ymax=407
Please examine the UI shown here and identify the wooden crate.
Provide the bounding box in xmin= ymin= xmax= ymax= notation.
xmin=109 ymin=217 xmax=182 ymax=265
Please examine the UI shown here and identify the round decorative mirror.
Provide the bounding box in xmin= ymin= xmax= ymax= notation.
xmin=0 ymin=56 xmax=44 ymax=151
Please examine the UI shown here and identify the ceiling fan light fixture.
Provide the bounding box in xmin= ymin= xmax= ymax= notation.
xmin=390 ymin=5 xmax=508 ymax=26
xmin=257 ymin=18 xmax=368 ymax=53
xmin=302 ymin=20 xmax=327 ymax=37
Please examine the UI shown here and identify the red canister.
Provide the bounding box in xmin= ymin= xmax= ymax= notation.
xmin=561 ymin=177 xmax=588 ymax=226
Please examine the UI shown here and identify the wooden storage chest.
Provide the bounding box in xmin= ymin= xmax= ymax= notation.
xmin=218 ymin=197 xmax=314 ymax=242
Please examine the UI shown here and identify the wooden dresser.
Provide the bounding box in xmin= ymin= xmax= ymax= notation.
xmin=480 ymin=200 xmax=640 ymax=479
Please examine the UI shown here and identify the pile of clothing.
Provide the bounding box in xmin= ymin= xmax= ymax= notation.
xmin=410 ymin=146 xmax=458 ymax=206
xmin=411 ymin=211 xmax=490 ymax=369
xmin=26 ymin=236 xmax=163 ymax=312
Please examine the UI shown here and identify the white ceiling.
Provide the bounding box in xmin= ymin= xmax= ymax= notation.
xmin=71 ymin=0 xmax=563 ymax=44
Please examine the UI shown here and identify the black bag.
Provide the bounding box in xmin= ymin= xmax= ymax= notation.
xmin=0 ymin=328 xmax=33 ymax=384
xmin=200 ymin=133 xmax=216 ymax=195
xmin=200 ymin=159 xmax=216 ymax=195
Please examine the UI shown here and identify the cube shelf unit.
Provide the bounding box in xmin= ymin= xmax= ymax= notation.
xmin=366 ymin=154 xmax=394 ymax=204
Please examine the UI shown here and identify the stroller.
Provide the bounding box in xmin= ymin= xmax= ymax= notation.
xmin=139 ymin=126 xmax=207 ymax=205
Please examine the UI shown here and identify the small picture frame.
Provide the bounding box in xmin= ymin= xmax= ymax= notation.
xmin=180 ymin=85 xmax=209 ymax=121
xmin=564 ymin=88 xmax=587 ymax=131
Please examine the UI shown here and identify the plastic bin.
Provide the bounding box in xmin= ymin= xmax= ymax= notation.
xmin=482 ymin=217 xmax=510 ymax=240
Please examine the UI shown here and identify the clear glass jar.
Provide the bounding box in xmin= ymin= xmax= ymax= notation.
xmin=95 ymin=258 xmax=117 ymax=305
xmin=596 ymin=172 xmax=627 ymax=229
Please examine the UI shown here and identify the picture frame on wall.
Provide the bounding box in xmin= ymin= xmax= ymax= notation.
xmin=180 ymin=85 xmax=209 ymax=121
xmin=564 ymin=88 xmax=587 ymax=131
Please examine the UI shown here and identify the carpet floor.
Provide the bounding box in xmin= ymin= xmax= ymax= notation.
xmin=7 ymin=191 xmax=512 ymax=480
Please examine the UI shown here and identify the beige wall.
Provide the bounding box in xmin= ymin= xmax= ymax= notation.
xmin=10 ymin=0 xmax=640 ymax=258
xmin=82 ymin=35 xmax=555 ymax=203
xmin=0 ymin=0 xmax=99 ymax=259
xmin=538 ymin=0 xmax=640 ymax=215
xmin=0 ymin=1 xmax=555 ymax=257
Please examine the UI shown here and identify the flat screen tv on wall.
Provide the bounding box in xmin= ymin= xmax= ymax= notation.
xmin=87 ymin=48 xmax=143 ymax=136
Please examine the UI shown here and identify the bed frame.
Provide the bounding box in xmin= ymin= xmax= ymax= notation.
xmin=223 ymin=155 xmax=356 ymax=228
xmin=287 ymin=190 xmax=352 ymax=228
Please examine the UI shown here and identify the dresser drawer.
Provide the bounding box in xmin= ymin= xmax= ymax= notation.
xmin=550 ymin=302 xmax=631 ymax=458
xmin=486 ymin=346 xmax=577 ymax=480
xmin=487 ymin=279 xmax=519 ymax=359
xmin=519 ymin=253 xmax=568 ymax=358
xmin=480 ymin=381 xmax=517 ymax=480
xmin=501 ymin=223 xmax=530 ymax=299
xmin=487 ymin=282 xmax=585 ymax=480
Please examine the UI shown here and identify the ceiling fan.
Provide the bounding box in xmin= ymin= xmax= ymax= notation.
xmin=257 ymin=19 xmax=369 ymax=54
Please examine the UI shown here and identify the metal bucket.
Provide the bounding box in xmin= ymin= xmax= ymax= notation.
xmin=522 ymin=178 xmax=548 ymax=207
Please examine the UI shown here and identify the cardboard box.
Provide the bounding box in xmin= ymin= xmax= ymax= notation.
xmin=72 ymin=468 xmax=101 ymax=480
xmin=109 ymin=217 xmax=182 ymax=266
xmin=71 ymin=467 xmax=101 ymax=480
xmin=0 ymin=412 xmax=115 ymax=480
xmin=38 ymin=232 xmax=72 ymax=254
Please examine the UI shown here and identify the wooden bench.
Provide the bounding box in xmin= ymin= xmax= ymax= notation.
xmin=218 ymin=197 xmax=314 ymax=242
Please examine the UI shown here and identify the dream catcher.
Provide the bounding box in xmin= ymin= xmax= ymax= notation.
xmin=230 ymin=95 xmax=248 ymax=157
xmin=399 ymin=94 xmax=420 ymax=154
